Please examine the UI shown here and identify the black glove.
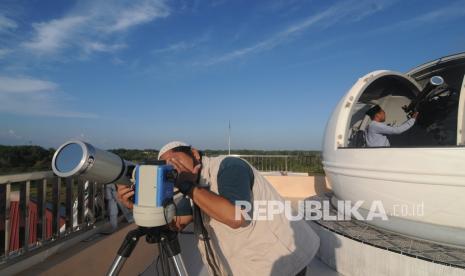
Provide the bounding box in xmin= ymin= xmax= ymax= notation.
xmin=176 ymin=181 xmax=195 ymax=196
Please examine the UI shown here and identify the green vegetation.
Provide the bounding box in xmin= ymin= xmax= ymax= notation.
xmin=0 ymin=145 xmax=323 ymax=175
xmin=0 ymin=145 xmax=56 ymax=175
xmin=109 ymin=148 xmax=159 ymax=163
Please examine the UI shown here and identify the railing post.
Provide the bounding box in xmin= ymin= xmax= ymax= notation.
xmin=52 ymin=178 xmax=61 ymax=238
xmin=0 ymin=183 xmax=4 ymax=258
xmin=19 ymin=181 xmax=30 ymax=252
xmin=88 ymin=181 xmax=96 ymax=225
xmin=1 ymin=182 xmax=11 ymax=258
xmin=77 ymin=179 xmax=85 ymax=228
xmin=284 ymin=156 xmax=287 ymax=173
xmin=38 ymin=179 xmax=47 ymax=242
xmin=309 ymin=156 xmax=313 ymax=173
xmin=65 ymin=178 xmax=73 ymax=232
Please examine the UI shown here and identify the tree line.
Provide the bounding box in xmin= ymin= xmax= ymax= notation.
xmin=0 ymin=145 xmax=56 ymax=175
xmin=0 ymin=145 xmax=322 ymax=175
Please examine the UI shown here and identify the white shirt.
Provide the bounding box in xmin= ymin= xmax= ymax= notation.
xmin=366 ymin=118 xmax=416 ymax=147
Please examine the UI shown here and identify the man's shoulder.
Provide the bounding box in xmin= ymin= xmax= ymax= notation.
xmin=219 ymin=156 xmax=250 ymax=171
xmin=368 ymin=120 xmax=385 ymax=130
xmin=369 ymin=120 xmax=383 ymax=126
xmin=204 ymin=155 xmax=252 ymax=172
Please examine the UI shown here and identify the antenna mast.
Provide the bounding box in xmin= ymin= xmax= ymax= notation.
xmin=228 ymin=120 xmax=231 ymax=155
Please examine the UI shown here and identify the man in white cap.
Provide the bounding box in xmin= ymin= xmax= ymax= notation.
xmin=117 ymin=141 xmax=319 ymax=276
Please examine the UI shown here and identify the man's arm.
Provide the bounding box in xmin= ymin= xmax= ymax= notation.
xmin=191 ymin=158 xmax=253 ymax=229
xmin=190 ymin=187 xmax=245 ymax=229
xmin=170 ymin=157 xmax=253 ymax=229
xmin=376 ymin=118 xmax=416 ymax=135
xmin=171 ymin=196 xmax=193 ymax=231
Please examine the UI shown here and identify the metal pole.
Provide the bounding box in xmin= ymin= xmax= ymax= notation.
xmin=66 ymin=178 xmax=73 ymax=232
xmin=77 ymin=178 xmax=85 ymax=227
xmin=38 ymin=178 xmax=47 ymax=242
xmin=1 ymin=182 xmax=11 ymax=257
xmin=106 ymin=227 xmax=143 ymax=276
xmin=52 ymin=178 xmax=61 ymax=238
xmin=285 ymin=156 xmax=288 ymax=173
xmin=228 ymin=120 xmax=231 ymax=155
xmin=20 ymin=180 xmax=30 ymax=252
xmin=107 ymin=255 xmax=126 ymax=276
xmin=171 ymin=253 xmax=189 ymax=276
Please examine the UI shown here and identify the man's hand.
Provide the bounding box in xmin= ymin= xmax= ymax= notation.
xmin=116 ymin=184 xmax=134 ymax=209
xmin=167 ymin=158 xmax=201 ymax=195
xmin=169 ymin=215 xmax=193 ymax=231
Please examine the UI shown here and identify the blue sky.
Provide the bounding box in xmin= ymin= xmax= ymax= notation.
xmin=1 ymin=0 xmax=465 ymax=150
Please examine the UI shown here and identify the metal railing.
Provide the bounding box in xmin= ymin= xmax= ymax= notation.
xmin=0 ymin=171 xmax=107 ymax=264
xmin=0 ymin=154 xmax=323 ymax=265
xmin=230 ymin=154 xmax=324 ymax=174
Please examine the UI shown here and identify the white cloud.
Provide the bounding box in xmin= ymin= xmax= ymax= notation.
xmin=7 ymin=129 xmax=22 ymax=140
xmin=153 ymin=41 xmax=194 ymax=54
xmin=22 ymin=0 xmax=169 ymax=56
xmin=105 ymin=1 xmax=169 ymax=33
xmin=23 ymin=16 xmax=88 ymax=54
xmin=153 ymin=32 xmax=210 ymax=54
xmin=0 ymin=129 xmax=23 ymax=141
xmin=0 ymin=76 xmax=58 ymax=93
xmin=406 ymin=0 xmax=465 ymax=24
xmin=0 ymin=15 xmax=17 ymax=31
xmin=0 ymin=76 xmax=97 ymax=118
xmin=83 ymin=42 xmax=127 ymax=53
xmin=376 ymin=0 xmax=465 ymax=32
xmin=200 ymin=0 xmax=390 ymax=66
xmin=353 ymin=0 xmax=465 ymax=41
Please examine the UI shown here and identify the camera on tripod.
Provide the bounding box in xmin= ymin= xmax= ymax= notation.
xmin=52 ymin=140 xmax=188 ymax=276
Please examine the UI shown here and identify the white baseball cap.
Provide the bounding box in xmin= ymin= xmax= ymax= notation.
xmin=158 ymin=141 xmax=191 ymax=159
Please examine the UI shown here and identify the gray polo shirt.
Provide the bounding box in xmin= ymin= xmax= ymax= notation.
xmin=366 ymin=118 xmax=416 ymax=147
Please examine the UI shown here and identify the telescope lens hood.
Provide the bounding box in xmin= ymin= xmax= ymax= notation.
xmin=52 ymin=140 xmax=93 ymax=178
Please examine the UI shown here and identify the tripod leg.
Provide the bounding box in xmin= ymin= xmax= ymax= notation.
xmin=107 ymin=227 xmax=145 ymax=276
xmin=170 ymin=253 xmax=188 ymax=276
xmin=108 ymin=255 xmax=126 ymax=276
xmin=160 ymin=232 xmax=189 ymax=276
